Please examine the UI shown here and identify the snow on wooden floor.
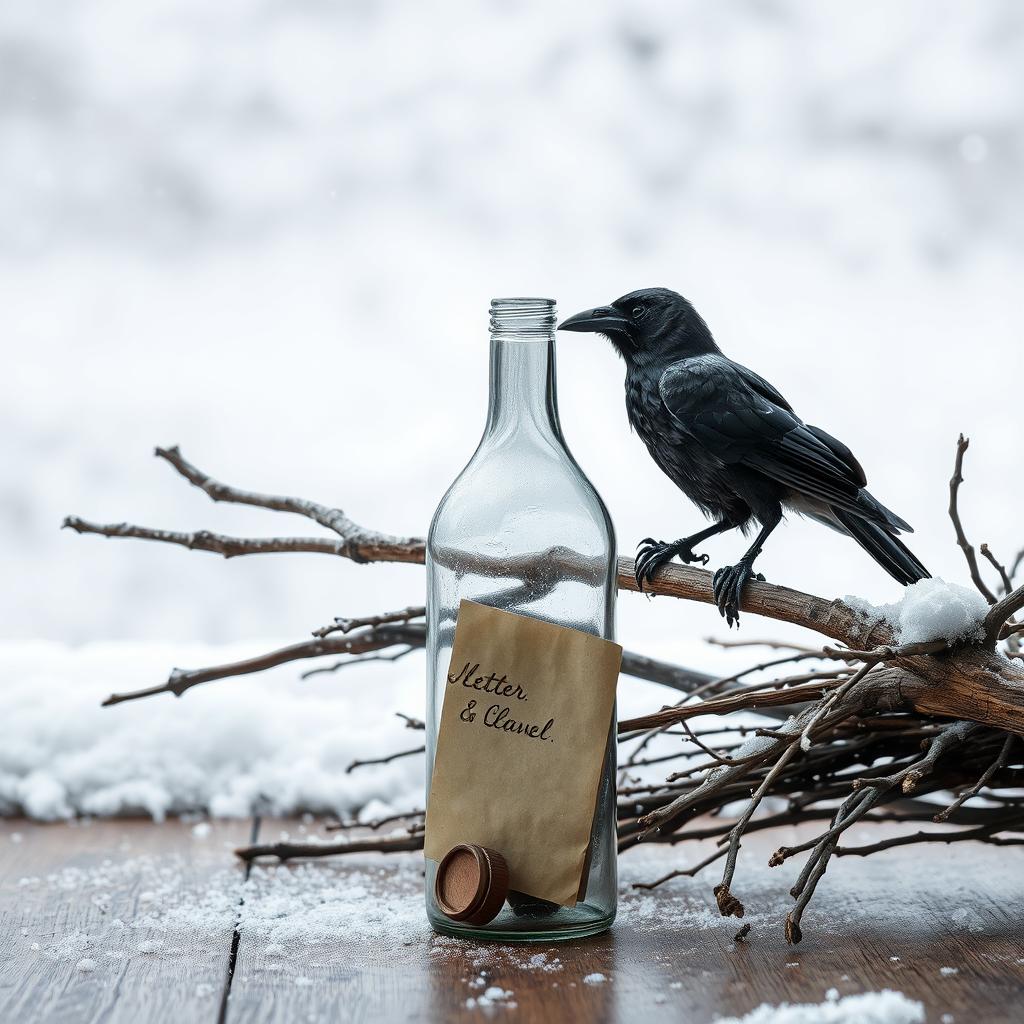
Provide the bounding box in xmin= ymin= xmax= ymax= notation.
xmin=1 ymin=817 xmax=1021 ymax=1023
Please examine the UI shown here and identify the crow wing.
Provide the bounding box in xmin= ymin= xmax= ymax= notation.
xmin=658 ymin=355 xmax=899 ymax=529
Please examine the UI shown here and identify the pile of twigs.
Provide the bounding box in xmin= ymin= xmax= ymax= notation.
xmin=64 ymin=437 xmax=1024 ymax=942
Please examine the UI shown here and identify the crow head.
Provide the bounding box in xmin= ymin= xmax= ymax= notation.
xmin=558 ymin=287 xmax=718 ymax=361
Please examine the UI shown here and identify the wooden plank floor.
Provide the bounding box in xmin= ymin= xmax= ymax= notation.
xmin=2 ymin=817 xmax=1022 ymax=1023
xmin=0 ymin=817 xmax=253 ymax=1024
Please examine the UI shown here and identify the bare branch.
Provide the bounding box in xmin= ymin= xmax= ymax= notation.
xmin=934 ymin=733 xmax=1016 ymax=822
xmin=63 ymin=517 xmax=348 ymax=559
xmin=714 ymin=738 xmax=802 ymax=918
xmin=101 ymin=625 xmax=424 ymax=705
xmin=835 ymin=817 xmax=1024 ymax=858
xmin=853 ymin=720 xmax=978 ymax=795
xmin=705 ymin=637 xmax=819 ymax=655
xmin=948 ymin=434 xmax=998 ymax=604
xmin=98 ymin=603 xmax=719 ymax=707
xmin=65 ymin=447 xmax=899 ymax=647
xmin=326 ymin=809 xmax=424 ymax=832
xmin=346 ymin=746 xmax=425 ymax=773
xmin=236 ymin=833 xmax=424 ymax=863
xmin=300 ymin=646 xmax=417 ymax=679
xmin=312 ymin=606 xmax=425 ymax=639
xmin=980 ymin=543 xmax=1013 ymax=595
xmin=631 ymin=846 xmax=727 ymax=891
xmin=1010 ymin=548 xmax=1024 ymax=585
xmin=154 ymin=446 xmax=424 ymax=563
xmin=984 ymin=583 xmax=1024 ymax=645
xmin=821 ymin=640 xmax=948 ymax=663
xmin=620 ymin=679 xmax=838 ymax=734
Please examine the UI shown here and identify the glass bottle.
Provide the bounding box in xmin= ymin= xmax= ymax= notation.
xmin=425 ymin=297 xmax=618 ymax=941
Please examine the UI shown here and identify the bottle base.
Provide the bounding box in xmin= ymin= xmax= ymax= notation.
xmin=428 ymin=910 xmax=615 ymax=944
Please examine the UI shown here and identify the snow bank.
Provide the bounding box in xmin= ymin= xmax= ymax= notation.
xmin=0 ymin=638 xmax=727 ymax=822
xmin=845 ymin=578 xmax=988 ymax=645
xmin=715 ymin=989 xmax=924 ymax=1024
xmin=0 ymin=641 xmax=423 ymax=821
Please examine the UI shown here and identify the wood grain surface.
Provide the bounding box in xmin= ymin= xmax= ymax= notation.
xmin=0 ymin=817 xmax=252 ymax=1024
xmin=1 ymin=816 xmax=1021 ymax=1023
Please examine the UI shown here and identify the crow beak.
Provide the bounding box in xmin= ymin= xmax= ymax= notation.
xmin=557 ymin=307 xmax=630 ymax=334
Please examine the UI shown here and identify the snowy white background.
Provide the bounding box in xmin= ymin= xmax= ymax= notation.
xmin=2 ymin=1 xmax=1022 ymax=816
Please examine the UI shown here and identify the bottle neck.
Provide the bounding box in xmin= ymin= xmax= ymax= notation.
xmin=483 ymin=298 xmax=562 ymax=443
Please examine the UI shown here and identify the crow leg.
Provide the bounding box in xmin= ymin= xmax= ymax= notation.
xmin=635 ymin=520 xmax=733 ymax=591
xmin=712 ymin=510 xmax=781 ymax=628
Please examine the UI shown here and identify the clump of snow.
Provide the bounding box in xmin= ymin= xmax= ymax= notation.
xmin=715 ymin=989 xmax=924 ymax=1024
xmin=466 ymin=987 xmax=516 ymax=1010
xmin=939 ymin=966 xmax=959 ymax=976
xmin=75 ymin=958 xmax=97 ymax=973
xmin=522 ymin=951 xmax=562 ymax=973
xmin=583 ymin=972 xmax=607 ymax=985
xmin=845 ymin=578 xmax=988 ymax=645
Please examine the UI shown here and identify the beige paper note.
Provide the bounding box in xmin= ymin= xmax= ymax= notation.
xmin=424 ymin=600 xmax=622 ymax=907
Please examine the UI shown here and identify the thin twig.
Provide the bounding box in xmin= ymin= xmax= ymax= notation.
xmin=313 ymin=606 xmax=425 ymax=639
xmin=948 ymin=434 xmax=998 ymax=604
xmin=980 ymin=544 xmax=1013 ymax=595
xmin=346 ymin=746 xmax=425 ymax=773
xmin=631 ymin=846 xmax=728 ymax=890
xmin=101 ymin=625 xmax=425 ymax=705
xmin=301 ymin=646 xmax=417 ymax=679
xmin=705 ymin=637 xmax=819 ymax=655
xmin=836 ymin=816 xmax=1024 ymax=858
xmin=934 ymin=734 xmax=1016 ymax=822
xmin=821 ymin=640 xmax=949 ymax=663
xmin=236 ymin=833 xmax=424 ymax=862
xmin=326 ymin=809 xmax=425 ymax=832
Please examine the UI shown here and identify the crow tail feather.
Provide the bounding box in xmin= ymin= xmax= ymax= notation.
xmin=831 ymin=507 xmax=930 ymax=586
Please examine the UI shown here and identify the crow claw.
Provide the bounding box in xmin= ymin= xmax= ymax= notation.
xmin=635 ymin=535 xmax=710 ymax=590
xmin=711 ymin=560 xmax=757 ymax=628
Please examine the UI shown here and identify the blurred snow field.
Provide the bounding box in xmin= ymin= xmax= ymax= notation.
xmin=2 ymin=1 xmax=1023 ymax=815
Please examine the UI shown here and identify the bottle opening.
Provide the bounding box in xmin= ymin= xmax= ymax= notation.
xmin=490 ymin=297 xmax=557 ymax=337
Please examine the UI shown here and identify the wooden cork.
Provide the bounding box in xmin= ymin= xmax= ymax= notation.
xmin=435 ymin=844 xmax=510 ymax=926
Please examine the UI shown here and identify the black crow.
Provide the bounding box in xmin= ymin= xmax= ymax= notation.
xmin=559 ymin=287 xmax=929 ymax=626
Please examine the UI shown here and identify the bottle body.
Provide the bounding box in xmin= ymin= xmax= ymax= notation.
xmin=425 ymin=298 xmax=618 ymax=941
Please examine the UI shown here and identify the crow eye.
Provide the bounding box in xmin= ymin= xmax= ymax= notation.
xmin=632 ymin=305 xmax=645 ymax=319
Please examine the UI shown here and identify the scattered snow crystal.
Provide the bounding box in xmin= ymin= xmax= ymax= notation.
xmin=845 ymin=578 xmax=988 ymax=645
xmin=715 ymin=990 xmax=924 ymax=1024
